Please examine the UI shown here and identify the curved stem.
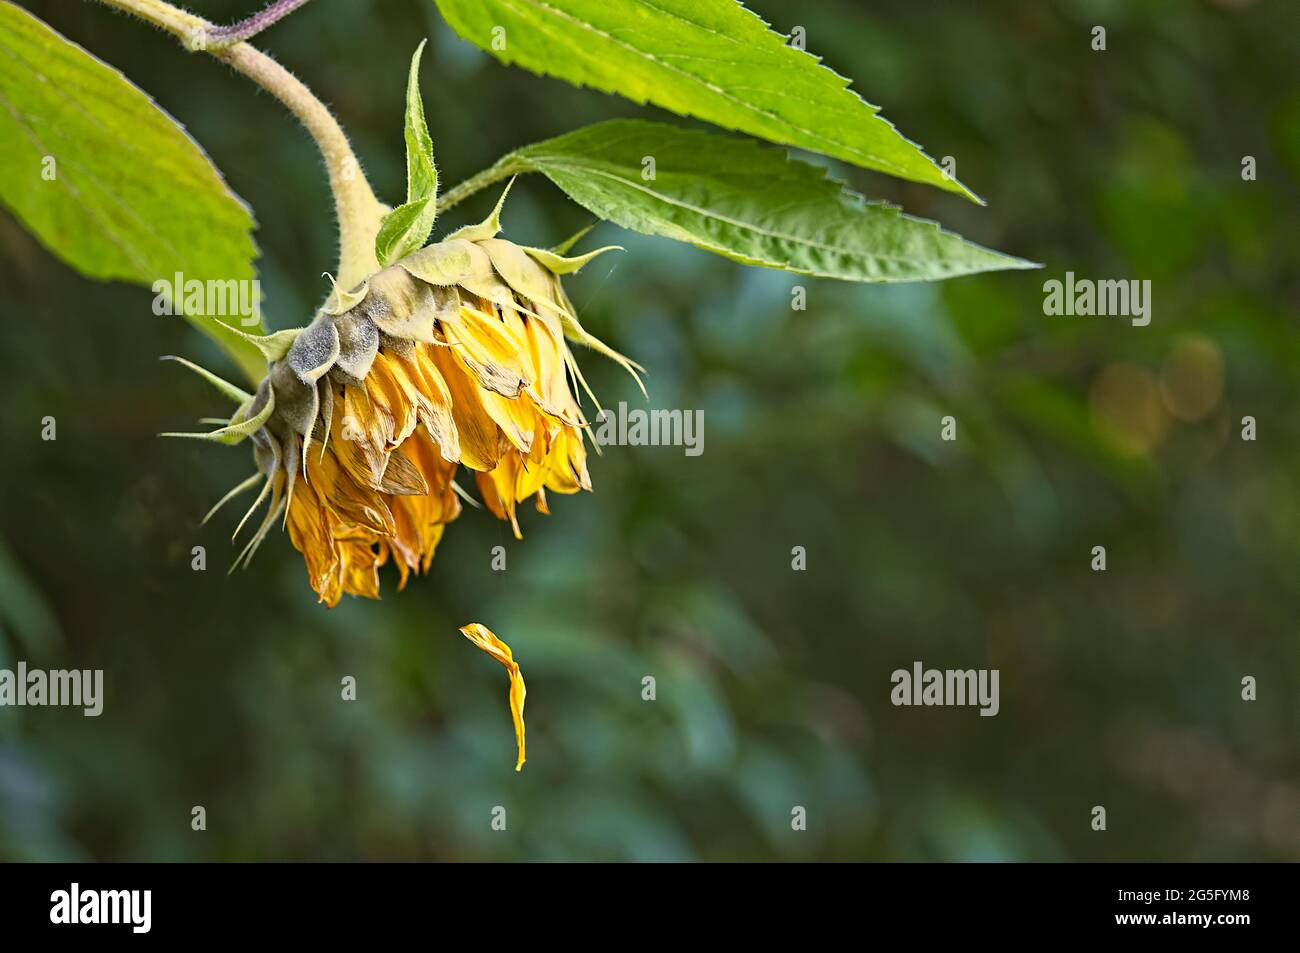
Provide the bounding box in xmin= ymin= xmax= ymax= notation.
xmin=214 ymin=44 xmax=386 ymax=288
xmin=91 ymin=0 xmax=385 ymax=291
xmin=92 ymin=0 xmax=203 ymax=38
xmin=206 ymin=0 xmax=314 ymax=49
xmin=438 ymin=156 xmax=529 ymax=214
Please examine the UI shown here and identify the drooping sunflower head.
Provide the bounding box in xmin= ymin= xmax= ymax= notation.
xmin=169 ymin=188 xmax=641 ymax=606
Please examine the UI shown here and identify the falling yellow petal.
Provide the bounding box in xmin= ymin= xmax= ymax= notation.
xmin=459 ymin=623 xmax=527 ymax=771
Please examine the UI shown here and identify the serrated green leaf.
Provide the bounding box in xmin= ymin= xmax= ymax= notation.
xmin=431 ymin=0 xmax=976 ymax=201
xmin=0 ymin=2 xmax=264 ymax=381
xmin=377 ymin=40 xmax=438 ymax=266
xmin=508 ymin=120 xmax=1035 ymax=283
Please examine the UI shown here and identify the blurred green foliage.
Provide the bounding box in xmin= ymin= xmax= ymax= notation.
xmin=0 ymin=0 xmax=1296 ymax=861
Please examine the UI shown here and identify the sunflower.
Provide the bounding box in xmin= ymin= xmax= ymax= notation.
xmin=163 ymin=190 xmax=640 ymax=769
xmin=166 ymin=186 xmax=641 ymax=607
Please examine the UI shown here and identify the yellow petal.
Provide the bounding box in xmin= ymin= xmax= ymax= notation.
xmin=427 ymin=341 xmax=510 ymax=471
xmin=365 ymin=351 xmax=420 ymax=447
xmin=336 ymin=384 xmax=392 ymax=488
xmin=475 ymin=457 xmax=523 ymax=539
xmin=285 ymin=472 xmax=340 ymax=604
xmin=443 ymin=301 xmax=533 ymax=398
xmin=397 ymin=344 xmax=461 ymax=462
xmin=459 ymin=623 xmax=527 ymax=772
xmin=523 ymin=313 xmax=582 ymax=424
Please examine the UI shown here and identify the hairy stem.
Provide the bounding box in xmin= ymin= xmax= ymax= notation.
xmin=91 ymin=0 xmax=385 ymax=291
xmin=91 ymin=0 xmax=204 ymax=38
xmin=206 ymin=0 xmax=314 ymax=49
xmin=216 ymin=44 xmax=386 ymax=288
xmin=439 ymin=156 xmax=529 ymax=214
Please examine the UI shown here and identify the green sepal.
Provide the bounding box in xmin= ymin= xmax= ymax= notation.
xmin=323 ymin=275 xmax=370 ymax=315
xmin=524 ymin=242 xmax=623 ymax=275
xmin=202 ymin=472 xmax=262 ymax=525
xmin=222 ymin=325 xmax=304 ymax=364
xmin=160 ymin=355 xmax=253 ymax=404
xmin=446 ymin=178 xmax=514 ymax=243
xmin=159 ymin=385 xmax=276 ymax=446
xmin=549 ymin=224 xmax=595 ymax=256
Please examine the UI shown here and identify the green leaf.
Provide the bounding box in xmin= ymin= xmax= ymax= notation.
xmin=376 ymin=40 xmax=438 ymax=266
xmin=0 ymin=2 xmax=264 ymax=381
xmin=430 ymin=0 xmax=976 ymax=201
xmin=375 ymin=199 xmax=439 ymax=266
xmin=504 ymin=120 xmax=1035 ymax=283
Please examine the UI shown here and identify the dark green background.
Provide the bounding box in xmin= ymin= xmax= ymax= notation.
xmin=1 ymin=0 xmax=1296 ymax=861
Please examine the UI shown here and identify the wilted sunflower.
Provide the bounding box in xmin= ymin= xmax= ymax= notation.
xmin=165 ymin=186 xmax=642 ymax=607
